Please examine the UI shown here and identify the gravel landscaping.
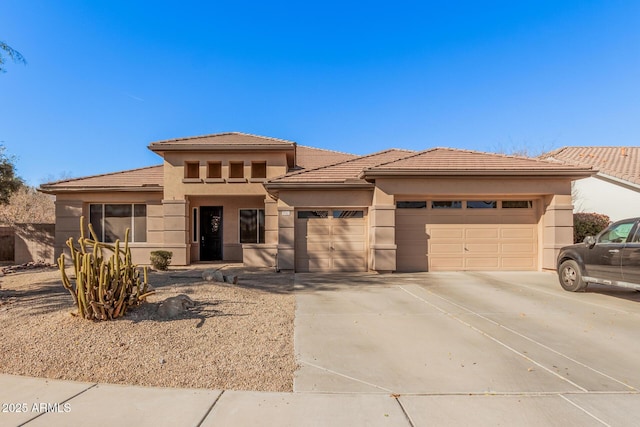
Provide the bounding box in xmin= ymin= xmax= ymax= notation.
xmin=0 ymin=266 xmax=296 ymax=392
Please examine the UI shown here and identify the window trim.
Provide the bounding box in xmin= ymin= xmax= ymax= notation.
xmin=251 ymin=161 xmax=267 ymax=180
xmin=229 ymin=161 xmax=245 ymax=179
xmin=184 ymin=161 xmax=200 ymax=179
xmin=207 ymin=161 xmax=222 ymax=179
xmin=88 ymin=203 xmax=147 ymax=243
xmin=466 ymin=200 xmax=497 ymax=209
xmin=239 ymin=208 xmax=265 ymax=244
xmin=397 ymin=201 xmax=427 ymax=209
xmin=501 ymin=200 xmax=533 ymax=209
xmin=431 ymin=201 xmax=462 ymax=209
xmin=192 ymin=207 xmax=199 ymax=243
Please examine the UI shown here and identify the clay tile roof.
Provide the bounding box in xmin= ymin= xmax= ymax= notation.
xmin=295 ymin=145 xmax=358 ymax=169
xmin=268 ymin=149 xmax=415 ymax=184
xmin=40 ymin=165 xmax=163 ymax=192
xmin=363 ymin=147 xmax=594 ymax=175
xmin=540 ymin=146 xmax=640 ymax=186
xmin=148 ymin=132 xmax=296 ymax=150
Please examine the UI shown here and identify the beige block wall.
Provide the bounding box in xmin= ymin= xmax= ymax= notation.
xmin=14 ymin=224 xmax=55 ymax=264
xmin=0 ymin=226 xmax=14 ymax=262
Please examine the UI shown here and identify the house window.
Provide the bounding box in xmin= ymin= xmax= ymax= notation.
xmin=207 ymin=162 xmax=222 ymax=179
xmin=251 ymin=161 xmax=267 ymax=179
xmin=193 ymin=208 xmax=198 ymax=243
xmin=185 ymin=162 xmax=200 ymax=179
xmin=502 ymin=200 xmax=533 ymax=209
xmin=297 ymin=210 xmax=329 ymax=218
xmin=432 ymin=201 xmax=462 ymax=209
xmin=397 ymin=201 xmax=427 ymax=209
xmin=229 ymin=162 xmax=244 ymax=179
xmin=89 ymin=204 xmax=147 ymax=243
xmin=239 ymin=209 xmax=265 ymax=243
xmin=467 ymin=201 xmax=497 ymax=209
xmin=333 ymin=210 xmax=364 ymax=218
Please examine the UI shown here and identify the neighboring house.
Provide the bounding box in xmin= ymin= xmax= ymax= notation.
xmin=40 ymin=132 xmax=594 ymax=272
xmin=540 ymin=147 xmax=640 ymax=222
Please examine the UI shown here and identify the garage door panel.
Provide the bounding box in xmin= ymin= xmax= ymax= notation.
xmin=332 ymin=225 xmax=365 ymax=235
xmin=397 ymin=202 xmax=538 ymax=272
xmin=332 ymin=256 xmax=366 ymax=270
xmin=465 ymin=228 xmax=499 ymax=239
xmin=430 ymin=228 xmax=464 ymax=239
xmin=465 ymin=257 xmax=501 ymax=269
xmin=305 ymin=242 xmax=331 ymax=253
xmin=429 ymin=257 xmax=464 ymax=269
xmin=430 ymin=243 xmax=463 ymax=254
xmin=501 ymin=242 xmax=536 ymax=253
xmin=465 ymin=243 xmax=499 ymax=253
xmin=307 ymin=224 xmax=331 ymax=235
xmin=501 ymin=228 xmax=535 ymax=238
xmin=333 ymin=240 xmax=365 ymax=251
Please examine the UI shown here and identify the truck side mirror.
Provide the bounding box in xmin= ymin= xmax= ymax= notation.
xmin=583 ymin=236 xmax=596 ymax=248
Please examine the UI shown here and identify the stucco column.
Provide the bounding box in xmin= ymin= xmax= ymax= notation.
xmin=162 ymin=199 xmax=189 ymax=265
xmin=276 ymin=201 xmax=295 ymax=271
xmin=264 ymin=197 xmax=278 ymax=245
xmin=542 ymin=194 xmax=574 ymax=270
xmin=369 ymin=188 xmax=396 ymax=273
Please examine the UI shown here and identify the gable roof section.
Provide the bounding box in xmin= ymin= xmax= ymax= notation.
xmin=148 ymin=132 xmax=296 ymax=152
xmin=295 ymin=145 xmax=359 ymax=170
xmin=267 ymin=149 xmax=415 ymax=187
xmin=540 ymin=146 xmax=640 ymax=186
xmin=39 ymin=165 xmax=163 ymax=193
xmin=361 ymin=148 xmax=595 ymax=178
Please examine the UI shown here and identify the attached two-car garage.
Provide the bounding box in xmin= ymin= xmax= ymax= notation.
xmin=396 ymin=200 xmax=539 ymax=272
xmin=294 ymin=200 xmax=538 ymax=273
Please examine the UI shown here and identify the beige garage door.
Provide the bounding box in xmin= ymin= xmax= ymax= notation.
xmin=295 ymin=209 xmax=367 ymax=272
xmin=396 ymin=200 xmax=538 ymax=272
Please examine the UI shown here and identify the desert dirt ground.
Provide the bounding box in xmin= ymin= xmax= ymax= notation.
xmin=0 ymin=265 xmax=296 ymax=392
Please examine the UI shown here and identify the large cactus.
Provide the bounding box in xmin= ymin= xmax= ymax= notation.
xmin=58 ymin=216 xmax=153 ymax=320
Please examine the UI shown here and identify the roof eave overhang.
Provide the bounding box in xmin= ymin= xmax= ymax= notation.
xmin=358 ymin=169 xmax=596 ymax=180
xmin=264 ymin=182 xmax=374 ymax=191
xmin=148 ymin=144 xmax=295 ymax=153
xmin=595 ymin=172 xmax=640 ymax=191
xmin=38 ymin=186 xmax=164 ymax=194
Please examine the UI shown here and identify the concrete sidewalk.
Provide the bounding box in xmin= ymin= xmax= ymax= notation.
xmin=3 ymin=373 xmax=639 ymax=426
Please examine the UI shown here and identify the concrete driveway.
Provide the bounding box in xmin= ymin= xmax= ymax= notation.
xmin=295 ymin=271 xmax=640 ymax=425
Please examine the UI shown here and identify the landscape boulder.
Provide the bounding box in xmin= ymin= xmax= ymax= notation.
xmin=157 ymin=294 xmax=196 ymax=319
xmin=202 ymin=269 xmax=237 ymax=284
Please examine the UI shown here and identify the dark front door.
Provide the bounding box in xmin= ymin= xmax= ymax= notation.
xmin=200 ymin=206 xmax=223 ymax=261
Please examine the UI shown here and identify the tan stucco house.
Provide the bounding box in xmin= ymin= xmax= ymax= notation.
xmin=40 ymin=132 xmax=594 ymax=272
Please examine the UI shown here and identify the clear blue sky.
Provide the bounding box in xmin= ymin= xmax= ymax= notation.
xmin=1 ymin=1 xmax=639 ymax=187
